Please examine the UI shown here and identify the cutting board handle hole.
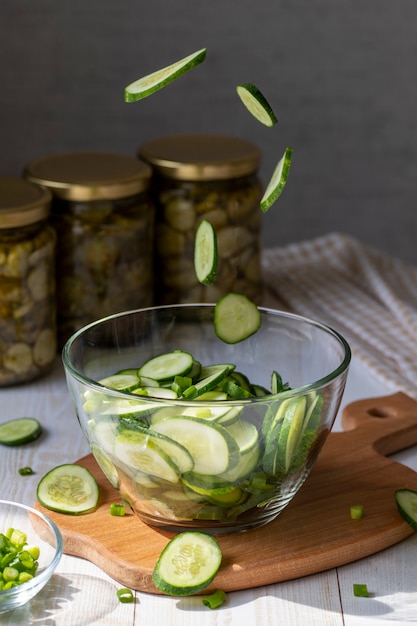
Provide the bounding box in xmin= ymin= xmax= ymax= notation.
xmin=367 ymin=407 xmax=391 ymax=418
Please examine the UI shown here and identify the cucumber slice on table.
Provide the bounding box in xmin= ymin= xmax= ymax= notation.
xmin=214 ymin=293 xmax=261 ymax=344
xmin=152 ymin=531 xmax=222 ymax=596
xmin=124 ymin=48 xmax=207 ymax=102
xmin=260 ymin=146 xmax=293 ymax=213
xmin=395 ymin=488 xmax=417 ymax=531
xmin=0 ymin=417 xmax=42 ymax=446
xmin=37 ymin=464 xmax=99 ymax=514
xmin=194 ymin=219 xmax=218 ymax=285
xmin=236 ymin=83 xmax=278 ymax=127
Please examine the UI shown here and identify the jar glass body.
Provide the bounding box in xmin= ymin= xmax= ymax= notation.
xmin=153 ymin=173 xmax=262 ymax=305
xmin=0 ymin=221 xmax=56 ymax=386
xmin=50 ymin=192 xmax=154 ymax=347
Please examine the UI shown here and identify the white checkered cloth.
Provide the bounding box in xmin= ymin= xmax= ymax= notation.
xmin=262 ymin=233 xmax=417 ymax=400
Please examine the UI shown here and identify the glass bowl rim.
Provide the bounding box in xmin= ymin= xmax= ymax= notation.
xmin=0 ymin=499 xmax=64 ymax=599
xmin=62 ymin=303 xmax=352 ymax=405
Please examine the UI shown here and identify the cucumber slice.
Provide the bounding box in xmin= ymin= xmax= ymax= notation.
xmin=226 ymin=419 xmax=259 ymax=454
xmin=119 ymin=422 xmax=194 ymax=474
xmin=0 ymin=417 xmax=42 ymax=446
xmin=37 ymin=464 xmax=99 ymax=515
xmin=114 ymin=429 xmax=182 ymax=483
xmin=214 ymin=293 xmax=261 ymax=344
xmin=99 ymin=373 xmax=141 ymax=392
xmin=395 ymin=489 xmax=417 ymax=531
xmin=194 ymin=219 xmax=218 ymax=285
xmin=236 ymin=83 xmax=278 ymax=127
xmin=182 ymin=364 xmax=232 ymax=399
xmin=139 ymin=350 xmax=194 ymax=381
xmin=152 ymin=531 xmax=222 ymax=596
xmin=153 ymin=416 xmax=239 ymax=475
xmin=133 ymin=386 xmax=178 ymax=400
xmin=91 ymin=443 xmax=120 ymax=488
xmin=282 ymin=396 xmax=308 ymax=472
xmin=125 ymin=48 xmax=207 ymax=102
xmin=260 ymin=147 xmax=293 ymax=213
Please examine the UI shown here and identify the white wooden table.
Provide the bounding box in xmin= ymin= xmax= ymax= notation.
xmin=1 ymin=356 xmax=417 ymax=626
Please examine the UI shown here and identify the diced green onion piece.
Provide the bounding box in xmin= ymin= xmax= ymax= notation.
xmin=350 ymin=504 xmax=364 ymax=520
xmin=202 ymin=589 xmax=227 ymax=609
xmin=19 ymin=466 xmax=34 ymax=476
xmin=110 ymin=503 xmax=126 ymax=517
xmin=117 ymin=587 xmax=134 ymax=603
xmin=353 ymin=583 xmax=369 ymax=597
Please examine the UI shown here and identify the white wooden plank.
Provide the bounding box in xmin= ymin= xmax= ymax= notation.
xmin=337 ymin=534 xmax=417 ymax=626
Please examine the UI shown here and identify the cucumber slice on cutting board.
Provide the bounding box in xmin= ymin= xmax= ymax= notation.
xmin=152 ymin=531 xmax=222 ymax=596
xmin=37 ymin=464 xmax=99 ymax=514
xmin=395 ymin=488 xmax=417 ymax=531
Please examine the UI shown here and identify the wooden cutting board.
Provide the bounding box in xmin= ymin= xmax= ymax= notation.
xmin=35 ymin=392 xmax=417 ymax=594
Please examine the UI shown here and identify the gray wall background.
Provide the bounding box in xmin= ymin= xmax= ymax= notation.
xmin=2 ymin=1 xmax=417 ymax=263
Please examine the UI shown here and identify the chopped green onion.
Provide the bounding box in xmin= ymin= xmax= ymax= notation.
xmin=117 ymin=587 xmax=134 ymax=603
xmin=0 ymin=528 xmax=40 ymax=587
xmin=350 ymin=504 xmax=364 ymax=520
xmin=110 ymin=503 xmax=126 ymax=517
xmin=202 ymin=589 xmax=227 ymax=609
xmin=19 ymin=466 xmax=34 ymax=476
xmin=353 ymin=583 xmax=369 ymax=597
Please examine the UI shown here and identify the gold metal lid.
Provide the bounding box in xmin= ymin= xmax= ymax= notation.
xmin=0 ymin=177 xmax=52 ymax=228
xmin=24 ymin=152 xmax=152 ymax=201
xmin=139 ymin=134 xmax=261 ymax=181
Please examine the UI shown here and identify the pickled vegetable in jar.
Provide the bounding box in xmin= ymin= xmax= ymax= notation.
xmin=24 ymin=152 xmax=155 ymax=347
xmin=0 ymin=177 xmax=57 ymax=386
xmin=139 ymin=134 xmax=263 ymax=305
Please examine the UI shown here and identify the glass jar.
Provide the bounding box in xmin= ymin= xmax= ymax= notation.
xmin=0 ymin=177 xmax=57 ymax=386
xmin=24 ymin=152 xmax=155 ymax=347
xmin=139 ymin=134 xmax=263 ymax=305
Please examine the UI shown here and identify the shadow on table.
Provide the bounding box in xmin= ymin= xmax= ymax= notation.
xmin=4 ymin=572 xmax=134 ymax=625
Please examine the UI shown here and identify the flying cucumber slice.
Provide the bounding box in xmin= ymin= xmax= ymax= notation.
xmin=125 ymin=48 xmax=207 ymax=102
xmin=37 ymin=464 xmax=99 ymax=515
xmin=260 ymin=147 xmax=293 ymax=213
xmin=152 ymin=416 xmax=239 ymax=475
xmin=152 ymin=531 xmax=222 ymax=596
xmin=0 ymin=417 xmax=42 ymax=446
xmin=214 ymin=293 xmax=261 ymax=344
xmin=194 ymin=219 xmax=218 ymax=286
xmin=236 ymin=83 xmax=278 ymax=127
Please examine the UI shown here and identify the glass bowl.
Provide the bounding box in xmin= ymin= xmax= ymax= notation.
xmin=0 ymin=500 xmax=63 ymax=613
xmin=63 ymin=304 xmax=351 ymax=534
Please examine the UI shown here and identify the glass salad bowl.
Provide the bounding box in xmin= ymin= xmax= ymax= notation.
xmin=0 ymin=500 xmax=63 ymax=613
xmin=62 ymin=304 xmax=351 ymax=534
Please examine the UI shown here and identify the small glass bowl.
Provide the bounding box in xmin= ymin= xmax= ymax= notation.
xmin=0 ymin=500 xmax=63 ymax=613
